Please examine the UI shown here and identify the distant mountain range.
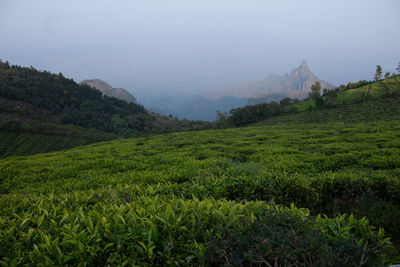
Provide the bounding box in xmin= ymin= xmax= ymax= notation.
xmin=84 ymin=61 xmax=334 ymax=121
xmin=203 ymin=60 xmax=335 ymax=102
xmin=157 ymin=60 xmax=335 ymax=121
xmin=80 ymin=79 xmax=137 ymax=104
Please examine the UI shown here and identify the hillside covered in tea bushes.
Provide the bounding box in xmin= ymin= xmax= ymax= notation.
xmin=1 ymin=116 xmax=399 ymax=265
xmin=221 ymin=74 xmax=400 ymax=127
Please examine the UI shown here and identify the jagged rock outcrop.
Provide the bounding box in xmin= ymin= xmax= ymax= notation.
xmin=282 ymin=60 xmax=334 ymax=92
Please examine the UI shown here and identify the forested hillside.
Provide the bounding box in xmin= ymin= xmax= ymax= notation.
xmin=0 ymin=61 xmax=211 ymax=158
xmin=0 ymin=60 xmax=155 ymax=134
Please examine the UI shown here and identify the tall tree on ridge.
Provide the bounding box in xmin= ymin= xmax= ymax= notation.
xmin=309 ymin=81 xmax=325 ymax=108
xmin=374 ymin=65 xmax=382 ymax=81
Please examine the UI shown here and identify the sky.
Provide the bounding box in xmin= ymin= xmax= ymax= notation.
xmin=0 ymin=0 xmax=399 ymax=98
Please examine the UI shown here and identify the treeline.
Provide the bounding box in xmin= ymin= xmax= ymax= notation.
xmin=0 ymin=60 xmax=210 ymax=135
xmin=217 ymin=98 xmax=297 ymax=127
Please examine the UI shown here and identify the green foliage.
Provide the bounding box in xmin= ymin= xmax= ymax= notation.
xmin=1 ymin=119 xmax=400 ymax=264
xmin=0 ymin=192 xmax=395 ymax=266
xmin=0 ymin=61 xmax=153 ymax=134
xmin=308 ymin=81 xmax=325 ymax=109
xmin=256 ymin=95 xmax=400 ymax=126
xmin=0 ymin=131 xmax=107 ymax=159
xmin=375 ymin=65 xmax=383 ymax=81
xmin=228 ymin=101 xmax=287 ymax=126
xmin=0 ymin=101 xmax=117 ymax=158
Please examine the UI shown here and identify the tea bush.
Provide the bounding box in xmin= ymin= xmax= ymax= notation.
xmin=1 ymin=119 xmax=400 ymax=264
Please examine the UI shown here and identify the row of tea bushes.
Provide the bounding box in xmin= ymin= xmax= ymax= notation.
xmin=0 ymin=190 xmax=395 ymax=266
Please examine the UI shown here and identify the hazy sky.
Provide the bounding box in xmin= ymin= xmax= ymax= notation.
xmin=0 ymin=0 xmax=399 ymax=96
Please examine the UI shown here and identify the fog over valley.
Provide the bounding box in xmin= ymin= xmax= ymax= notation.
xmin=1 ymin=0 xmax=399 ymax=120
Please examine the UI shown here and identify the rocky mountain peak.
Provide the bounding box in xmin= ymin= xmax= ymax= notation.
xmin=291 ymin=60 xmax=311 ymax=76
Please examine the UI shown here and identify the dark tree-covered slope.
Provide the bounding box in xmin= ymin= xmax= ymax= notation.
xmin=0 ymin=61 xmax=152 ymax=135
xmin=0 ymin=60 xmax=211 ymax=158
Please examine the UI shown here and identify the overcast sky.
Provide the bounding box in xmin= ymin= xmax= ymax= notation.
xmin=0 ymin=0 xmax=399 ymax=95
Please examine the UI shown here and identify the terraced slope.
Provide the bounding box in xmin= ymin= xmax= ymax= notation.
xmin=255 ymin=95 xmax=400 ymax=126
xmin=296 ymin=75 xmax=400 ymax=112
xmin=1 ymin=119 xmax=399 ymax=265
xmin=335 ymin=75 xmax=400 ymax=104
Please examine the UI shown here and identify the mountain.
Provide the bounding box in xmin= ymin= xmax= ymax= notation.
xmin=203 ymin=60 xmax=335 ymax=101
xmin=80 ymin=79 xmax=137 ymax=104
xmin=171 ymin=60 xmax=335 ymax=121
xmin=118 ymin=61 xmax=335 ymax=121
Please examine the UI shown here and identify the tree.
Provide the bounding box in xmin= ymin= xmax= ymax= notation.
xmin=309 ymin=81 xmax=325 ymax=109
xmin=374 ymin=65 xmax=382 ymax=81
xmin=396 ymin=62 xmax=400 ymax=74
xmin=384 ymin=72 xmax=390 ymax=79
xmin=309 ymin=81 xmax=321 ymax=101
xmin=311 ymin=81 xmax=321 ymax=94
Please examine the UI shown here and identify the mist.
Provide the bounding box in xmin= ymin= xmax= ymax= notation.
xmin=1 ymin=0 xmax=399 ymax=118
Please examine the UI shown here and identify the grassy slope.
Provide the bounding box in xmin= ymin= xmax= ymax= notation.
xmin=1 ymin=117 xmax=400 ymax=264
xmin=0 ymin=98 xmax=117 ymax=159
xmin=0 ymin=129 xmax=115 ymax=159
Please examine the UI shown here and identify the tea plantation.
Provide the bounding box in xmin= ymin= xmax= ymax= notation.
xmin=1 ymin=114 xmax=400 ymax=265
